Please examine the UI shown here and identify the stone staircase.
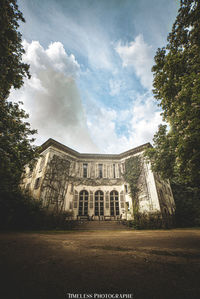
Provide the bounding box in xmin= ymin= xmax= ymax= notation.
xmin=71 ymin=220 xmax=130 ymax=231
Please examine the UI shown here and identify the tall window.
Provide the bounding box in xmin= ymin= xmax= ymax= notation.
xmin=110 ymin=190 xmax=119 ymax=216
xmin=98 ymin=164 xmax=103 ymax=178
xmin=83 ymin=163 xmax=88 ymax=178
xmin=79 ymin=190 xmax=89 ymax=216
xmin=95 ymin=190 xmax=104 ymax=216
xmin=89 ymin=191 xmax=94 ymax=209
xmin=113 ymin=164 xmax=116 ymax=178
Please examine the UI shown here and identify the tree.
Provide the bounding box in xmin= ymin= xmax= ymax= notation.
xmin=0 ymin=100 xmax=37 ymax=195
xmin=0 ymin=1 xmax=39 ymax=228
xmin=0 ymin=0 xmax=37 ymax=192
xmin=146 ymin=0 xmax=200 ymax=188
xmin=0 ymin=0 xmax=37 ymax=194
xmin=0 ymin=0 xmax=30 ymax=100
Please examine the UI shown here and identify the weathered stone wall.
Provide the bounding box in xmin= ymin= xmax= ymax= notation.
xmin=154 ymin=173 xmax=175 ymax=217
xmin=21 ymin=142 xmax=175 ymax=220
xmin=39 ymin=154 xmax=70 ymax=214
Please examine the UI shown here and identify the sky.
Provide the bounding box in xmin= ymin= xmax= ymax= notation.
xmin=10 ymin=0 xmax=179 ymax=153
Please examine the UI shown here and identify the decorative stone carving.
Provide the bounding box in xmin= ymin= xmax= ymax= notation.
xmin=70 ymin=177 xmax=124 ymax=186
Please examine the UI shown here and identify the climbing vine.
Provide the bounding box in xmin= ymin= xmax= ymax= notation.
xmin=123 ymin=155 xmax=142 ymax=216
xmin=40 ymin=154 xmax=70 ymax=215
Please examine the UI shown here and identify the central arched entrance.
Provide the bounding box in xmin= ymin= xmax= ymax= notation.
xmin=78 ymin=190 xmax=88 ymax=216
xmin=95 ymin=190 xmax=104 ymax=216
xmin=110 ymin=190 xmax=119 ymax=217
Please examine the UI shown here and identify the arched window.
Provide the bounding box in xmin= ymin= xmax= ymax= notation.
xmin=95 ymin=190 xmax=104 ymax=216
xmin=78 ymin=190 xmax=89 ymax=216
xmin=110 ymin=190 xmax=119 ymax=216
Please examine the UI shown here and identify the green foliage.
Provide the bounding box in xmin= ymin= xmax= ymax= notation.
xmin=0 ymin=0 xmax=30 ymax=100
xmin=0 ymin=100 xmax=39 ymax=229
xmin=0 ymin=190 xmax=43 ymax=230
xmin=145 ymin=0 xmax=200 ymax=188
xmin=0 ymin=0 xmax=38 ymax=196
xmin=171 ymin=182 xmax=200 ymax=227
xmin=125 ymin=212 xmax=164 ymax=229
xmin=0 ymin=100 xmax=38 ymax=195
xmin=144 ymin=125 xmax=176 ymax=180
xmin=0 ymin=1 xmax=40 ymax=229
xmin=0 ymin=188 xmax=75 ymax=230
xmin=123 ymin=156 xmax=142 ymax=215
xmin=41 ymin=211 xmax=75 ymax=230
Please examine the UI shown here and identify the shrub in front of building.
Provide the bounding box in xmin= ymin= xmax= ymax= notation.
xmin=126 ymin=211 xmax=173 ymax=229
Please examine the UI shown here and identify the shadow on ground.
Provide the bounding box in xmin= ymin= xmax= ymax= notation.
xmin=0 ymin=229 xmax=200 ymax=299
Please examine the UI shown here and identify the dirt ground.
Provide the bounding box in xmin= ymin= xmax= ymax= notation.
xmin=0 ymin=229 xmax=200 ymax=299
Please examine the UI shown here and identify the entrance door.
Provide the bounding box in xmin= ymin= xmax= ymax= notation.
xmin=78 ymin=190 xmax=88 ymax=216
xmin=95 ymin=190 xmax=104 ymax=216
xmin=110 ymin=191 xmax=119 ymax=217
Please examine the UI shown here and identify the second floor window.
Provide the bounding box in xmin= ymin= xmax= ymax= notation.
xmin=98 ymin=164 xmax=103 ymax=178
xmin=113 ymin=164 xmax=116 ymax=178
xmin=83 ymin=163 xmax=88 ymax=178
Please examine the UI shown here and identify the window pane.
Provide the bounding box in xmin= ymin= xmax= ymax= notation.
xmin=79 ymin=190 xmax=88 ymax=216
xmin=98 ymin=164 xmax=103 ymax=178
xmin=113 ymin=164 xmax=116 ymax=178
xmin=94 ymin=190 xmax=104 ymax=216
xmin=83 ymin=163 xmax=88 ymax=178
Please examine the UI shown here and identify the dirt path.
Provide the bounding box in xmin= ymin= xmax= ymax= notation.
xmin=0 ymin=229 xmax=200 ymax=299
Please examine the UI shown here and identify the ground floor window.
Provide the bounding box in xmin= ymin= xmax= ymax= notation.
xmin=76 ymin=189 xmax=122 ymax=217
xmin=95 ymin=190 xmax=104 ymax=216
xmin=110 ymin=190 xmax=119 ymax=216
xmin=78 ymin=190 xmax=88 ymax=216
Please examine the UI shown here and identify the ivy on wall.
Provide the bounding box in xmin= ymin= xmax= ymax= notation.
xmin=40 ymin=155 xmax=70 ymax=215
xmin=123 ymin=155 xmax=142 ymax=216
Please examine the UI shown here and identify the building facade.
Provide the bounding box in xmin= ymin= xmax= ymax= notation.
xmin=21 ymin=138 xmax=175 ymax=221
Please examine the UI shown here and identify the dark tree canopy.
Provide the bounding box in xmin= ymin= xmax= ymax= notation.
xmin=146 ymin=0 xmax=200 ymax=188
xmin=0 ymin=1 xmax=40 ymax=229
xmin=0 ymin=0 xmax=30 ymax=100
xmin=0 ymin=0 xmax=38 ymax=195
xmin=0 ymin=100 xmax=37 ymax=194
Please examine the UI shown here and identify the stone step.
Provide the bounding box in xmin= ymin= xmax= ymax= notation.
xmin=71 ymin=220 xmax=130 ymax=230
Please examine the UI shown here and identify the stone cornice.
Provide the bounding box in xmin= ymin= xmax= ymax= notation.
xmin=40 ymin=138 xmax=152 ymax=160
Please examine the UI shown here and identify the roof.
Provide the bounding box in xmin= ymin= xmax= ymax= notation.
xmin=40 ymin=138 xmax=151 ymax=160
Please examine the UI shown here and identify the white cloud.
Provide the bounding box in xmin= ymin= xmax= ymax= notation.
xmin=22 ymin=40 xmax=80 ymax=78
xmin=49 ymin=10 xmax=114 ymax=71
xmin=129 ymin=93 xmax=163 ymax=146
xmin=8 ymin=41 xmax=162 ymax=154
xmin=116 ymin=34 xmax=154 ymax=90
xmin=87 ymin=106 xmax=131 ymax=154
xmin=85 ymin=92 xmax=163 ymax=154
xmin=9 ymin=40 xmax=98 ymax=153
xmin=109 ymin=79 xmax=124 ymax=96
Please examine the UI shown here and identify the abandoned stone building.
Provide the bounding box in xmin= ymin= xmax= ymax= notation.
xmin=22 ymin=138 xmax=175 ymax=221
